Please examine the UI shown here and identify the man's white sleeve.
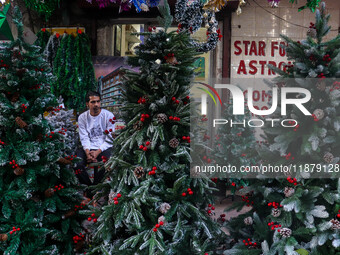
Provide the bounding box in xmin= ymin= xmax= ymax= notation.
xmin=99 ymin=112 xmax=115 ymax=152
xmin=78 ymin=115 xmax=91 ymax=151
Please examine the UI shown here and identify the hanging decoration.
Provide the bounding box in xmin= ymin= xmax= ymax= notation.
xmin=175 ymin=0 xmax=222 ymax=53
xmin=85 ymin=0 xmax=159 ymax=12
xmin=23 ymin=0 xmax=60 ymax=20
xmin=289 ymin=0 xmax=321 ymax=12
xmin=268 ymin=0 xmax=279 ymax=8
xmin=0 ymin=0 xmax=10 ymax=7
xmin=0 ymin=3 xmax=13 ymax=40
xmin=236 ymin=0 xmax=246 ymax=15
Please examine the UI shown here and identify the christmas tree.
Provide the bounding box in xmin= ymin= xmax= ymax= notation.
xmin=212 ymin=102 xmax=259 ymax=193
xmin=44 ymin=97 xmax=78 ymax=157
xmin=225 ymin=2 xmax=340 ymax=254
xmin=0 ymin=7 xmax=86 ymax=254
xmin=86 ymin=3 xmax=223 ymax=254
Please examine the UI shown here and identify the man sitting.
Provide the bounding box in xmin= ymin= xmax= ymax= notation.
xmin=74 ymin=91 xmax=115 ymax=192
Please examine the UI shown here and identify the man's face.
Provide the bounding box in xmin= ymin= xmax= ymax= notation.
xmin=87 ymin=96 xmax=101 ymax=115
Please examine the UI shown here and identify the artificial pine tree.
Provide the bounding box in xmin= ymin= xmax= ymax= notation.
xmin=52 ymin=31 xmax=96 ymax=112
xmin=87 ymin=3 xmax=223 ymax=254
xmin=212 ymin=102 xmax=259 ymax=193
xmin=225 ymin=2 xmax=340 ymax=254
xmin=45 ymin=97 xmax=78 ymax=157
xmin=0 ymin=7 xmax=86 ymax=254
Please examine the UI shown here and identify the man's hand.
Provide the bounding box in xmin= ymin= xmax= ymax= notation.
xmin=85 ymin=149 xmax=95 ymax=163
xmin=89 ymin=149 xmax=102 ymax=162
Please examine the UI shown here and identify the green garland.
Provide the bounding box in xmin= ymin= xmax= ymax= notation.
xmin=289 ymin=0 xmax=322 ymax=12
xmin=52 ymin=32 xmax=96 ymax=111
xmin=23 ymin=0 xmax=60 ymax=19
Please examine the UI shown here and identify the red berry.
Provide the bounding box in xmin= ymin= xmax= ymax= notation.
xmin=182 ymin=192 xmax=186 ymax=197
xmin=88 ymin=217 xmax=92 ymax=221
xmin=91 ymin=213 xmax=95 ymax=217
xmin=139 ymin=145 xmax=144 ymax=149
xmin=145 ymin=141 xmax=150 ymax=146
xmin=93 ymin=219 xmax=97 ymax=223
xmin=211 ymin=206 xmax=215 ymax=210
xmin=207 ymin=210 xmax=212 ymax=214
xmin=153 ymin=228 xmax=157 ymax=232
xmin=114 ymin=201 xmax=119 ymax=205
xmin=159 ymin=221 xmax=164 ymax=225
xmin=172 ymin=97 xmax=176 ymax=101
xmin=117 ymin=193 xmax=121 ymax=198
xmin=208 ymin=204 xmax=212 ymax=207
xmin=189 ymin=191 xmax=193 ymax=195
xmin=143 ymin=147 xmax=147 ymax=151
xmin=155 ymin=224 xmax=160 ymax=228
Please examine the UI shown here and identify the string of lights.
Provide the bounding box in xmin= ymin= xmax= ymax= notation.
xmin=250 ymin=0 xmax=338 ymax=32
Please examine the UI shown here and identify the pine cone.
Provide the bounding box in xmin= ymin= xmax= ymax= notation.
xmin=271 ymin=208 xmax=281 ymax=217
xmin=158 ymin=215 xmax=166 ymax=226
xmin=166 ymin=56 xmax=178 ymax=65
xmin=313 ymin=109 xmax=325 ymax=120
xmin=44 ymin=188 xmax=55 ymax=198
xmin=157 ymin=113 xmax=168 ymax=124
xmin=108 ymin=190 xmax=117 ymax=205
xmin=316 ymin=81 xmax=326 ymax=91
xmin=10 ymin=92 xmax=20 ymax=102
xmin=74 ymin=240 xmax=85 ymax=252
xmin=15 ymin=117 xmax=28 ymax=129
xmin=284 ymin=187 xmax=295 ymax=197
xmin=244 ymin=216 xmax=253 ymax=225
xmin=307 ymin=28 xmax=317 ymax=38
xmin=13 ymin=167 xmax=24 ymax=176
xmin=169 ymin=138 xmax=179 ymax=148
xmin=16 ymin=68 xmax=27 ymax=78
xmin=46 ymin=106 xmax=54 ymax=112
xmin=133 ymin=121 xmax=143 ymax=131
xmin=159 ymin=202 xmax=171 ymax=214
xmin=134 ymin=166 xmax=145 ymax=179
xmin=279 ymin=228 xmax=292 ymax=237
xmin=0 ymin=234 xmax=8 ymax=241
xmin=62 ymin=210 xmax=76 ymax=219
xmin=331 ymin=219 xmax=340 ymax=230
xmin=57 ymin=158 xmax=72 ymax=165
xmin=323 ymin=152 xmax=334 ymax=163
xmin=36 ymin=133 xmax=43 ymax=142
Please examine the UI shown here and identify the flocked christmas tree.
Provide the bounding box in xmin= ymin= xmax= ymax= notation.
xmin=86 ymin=3 xmax=223 ymax=254
xmin=44 ymin=97 xmax=78 ymax=157
xmin=225 ymin=2 xmax=340 ymax=254
xmin=0 ymin=7 xmax=86 ymax=254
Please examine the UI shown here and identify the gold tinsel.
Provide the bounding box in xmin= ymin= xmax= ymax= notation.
xmin=203 ymin=0 xmax=228 ymax=12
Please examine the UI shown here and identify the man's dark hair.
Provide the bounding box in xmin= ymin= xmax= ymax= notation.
xmin=85 ymin=91 xmax=101 ymax=102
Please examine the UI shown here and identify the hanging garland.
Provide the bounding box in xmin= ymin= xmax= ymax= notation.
xmin=175 ymin=0 xmax=222 ymax=53
xmin=85 ymin=0 xmax=159 ymax=12
xmin=23 ymin=0 xmax=60 ymax=20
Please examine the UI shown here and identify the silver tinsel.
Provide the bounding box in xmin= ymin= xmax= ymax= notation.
xmin=323 ymin=152 xmax=334 ymax=163
xmin=284 ymin=187 xmax=295 ymax=198
xmin=313 ymin=109 xmax=325 ymax=120
xmin=244 ymin=216 xmax=253 ymax=225
xmin=279 ymin=228 xmax=292 ymax=237
xmin=271 ymin=208 xmax=281 ymax=217
xmin=159 ymin=202 xmax=171 ymax=214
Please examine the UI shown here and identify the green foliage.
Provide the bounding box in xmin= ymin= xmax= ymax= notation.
xmin=0 ymin=7 xmax=86 ymax=254
xmin=87 ymin=10 xmax=224 ymax=255
xmin=226 ymin=2 xmax=340 ymax=254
